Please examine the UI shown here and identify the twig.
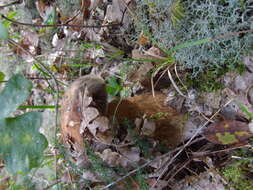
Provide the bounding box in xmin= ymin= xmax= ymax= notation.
xmin=102 ymin=158 xmax=155 ymax=190
xmin=150 ymin=98 xmax=234 ymax=189
xmin=192 ymin=144 xmax=253 ymax=157
xmin=166 ymin=159 xmax=192 ymax=182
xmin=1 ymin=14 xmax=122 ymax=28
xmin=231 ymin=155 xmax=253 ymax=161
xmin=0 ymin=0 xmax=22 ymax=9
xmin=246 ymin=83 xmax=253 ymax=105
xmin=42 ymin=179 xmax=61 ymax=190
xmin=212 ymin=29 xmax=253 ymax=41
xmin=102 ymin=137 xmax=205 ymax=189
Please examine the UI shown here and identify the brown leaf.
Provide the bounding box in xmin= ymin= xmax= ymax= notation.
xmin=14 ymin=30 xmax=40 ymax=60
xmin=119 ymin=147 xmax=140 ymax=163
xmin=203 ymin=120 xmax=253 ymax=145
xmin=82 ymin=171 xmax=102 ymax=182
xmin=86 ymin=116 xmax=109 ymax=136
xmin=137 ymin=31 xmax=149 ymax=46
xmin=35 ymin=0 xmax=54 ymax=21
xmin=143 ymin=46 xmax=167 ymax=60
xmin=97 ymin=149 xmax=121 ymax=167
xmin=61 ymin=75 xmax=107 ymax=154
xmin=141 ymin=119 xmax=156 ymax=136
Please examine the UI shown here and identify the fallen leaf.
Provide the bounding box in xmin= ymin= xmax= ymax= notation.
xmin=82 ymin=171 xmax=102 ymax=182
xmin=61 ymin=75 xmax=107 ymax=156
xmin=137 ymin=31 xmax=149 ymax=46
xmin=141 ymin=119 xmax=156 ymax=136
xmin=98 ymin=149 xmax=121 ymax=167
xmin=86 ymin=116 xmax=108 ymax=136
xmin=14 ymin=30 xmax=40 ymax=61
xmin=203 ymin=120 xmax=253 ymax=145
xmin=147 ymin=179 xmax=168 ymax=190
xmin=143 ymin=46 xmax=167 ymax=60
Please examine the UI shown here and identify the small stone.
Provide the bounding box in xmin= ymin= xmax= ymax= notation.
xmin=234 ymin=76 xmax=247 ymax=91
xmin=243 ymin=56 xmax=253 ymax=72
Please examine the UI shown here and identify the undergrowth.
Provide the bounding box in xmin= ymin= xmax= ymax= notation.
xmin=135 ymin=0 xmax=252 ymax=87
xmin=222 ymin=163 xmax=253 ymax=190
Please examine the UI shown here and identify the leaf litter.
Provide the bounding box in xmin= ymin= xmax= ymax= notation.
xmin=1 ymin=0 xmax=253 ymax=189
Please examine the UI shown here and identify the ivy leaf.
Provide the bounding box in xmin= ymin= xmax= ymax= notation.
xmin=0 ymin=20 xmax=8 ymax=39
xmin=0 ymin=112 xmax=48 ymax=174
xmin=0 ymin=74 xmax=32 ymax=119
xmin=106 ymin=76 xmax=122 ymax=96
xmin=0 ymin=72 xmax=5 ymax=81
xmin=203 ymin=120 xmax=253 ymax=145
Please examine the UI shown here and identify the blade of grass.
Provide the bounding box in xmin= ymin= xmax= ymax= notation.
xmin=237 ymin=102 xmax=253 ymax=120
xmin=18 ymin=105 xmax=60 ymax=109
xmin=166 ymin=37 xmax=211 ymax=54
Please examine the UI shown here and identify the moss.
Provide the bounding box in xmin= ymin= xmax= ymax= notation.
xmin=222 ymin=164 xmax=253 ymax=190
xmin=185 ymin=62 xmax=246 ymax=92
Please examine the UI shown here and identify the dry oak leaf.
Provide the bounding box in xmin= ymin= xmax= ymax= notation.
xmin=61 ymin=75 xmax=107 ymax=153
xmin=203 ymin=120 xmax=253 ymax=145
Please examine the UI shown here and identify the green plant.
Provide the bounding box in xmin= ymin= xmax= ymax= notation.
xmin=222 ymin=164 xmax=253 ymax=190
xmin=0 ymin=74 xmax=48 ymax=174
xmin=135 ymin=0 xmax=252 ymax=77
xmin=0 ymin=20 xmax=8 ymax=39
xmin=238 ymin=103 xmax=253 ymax=121
xmin=106 ymin=76 xmax=123 ymax=96
xmin=86 ymin=143 xmax=118 ymax=185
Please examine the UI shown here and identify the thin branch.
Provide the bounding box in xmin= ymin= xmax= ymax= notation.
xmin=212 ymin=29 xmax=253 ymax=41
xmin=42 ymin=179 xmax=61 ymax=190
xmin=150 ymin=98 xmax=234 ymax=189
xmin=192 ymin=144 xmax=253 ymax=157
xmin=0 ymin=0 xmax=22 ymax=9
xmin=1 ymin=14 xmax=122 ymax=28
xmin=102 ymin=137 xmax=205 ymax=189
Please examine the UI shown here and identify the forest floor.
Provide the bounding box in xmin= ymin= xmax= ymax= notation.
xmin=0 ymin=0 xmax=253 ymax=189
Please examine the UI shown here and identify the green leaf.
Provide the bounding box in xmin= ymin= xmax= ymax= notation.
xmin=0 ymin=20 xmax=8 ymax=39
xmin=0 ymin=74 xmax=32 ymax=119
xmin=44 ymin=7 xmax=57 ymax=25
xmin=106 ymin=76 xmax=122 ymax=96
xmin=237 ymin=103 xmax=253 ymax=120
xmin=0 ymin=112 xmax=48 ymax=174
xmin=3 ymin=11 xmax=18 ymax=29
xmin=0 ymin=72 xmax=5 ymax=81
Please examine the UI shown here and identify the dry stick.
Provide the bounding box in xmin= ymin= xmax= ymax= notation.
xmin=7 ymin=39 xmax=61 ymax=187
xmin=102 ymin=136 xmax=205 ymax=189
xmin=212 ymin=29 xmax=253 ymax=41
xmin=150 ymin=98 xmax=234 ymax=189
xmin=246 ymin=83 xmax=253 ymax=105
xmin=192 ymin=144 xmax=253 ymax=157
xmin=0 ymin=0 xmax=22 ymax=9
xmin=1 ymin=14 xmax=122 ymax=28
xmin=42 ymin=179 xmax=61 ymax=190
xmin=166 ymin=159 xmax=192 ymax=182
xmin=101 ymin=159 xmax=156 ymax=190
